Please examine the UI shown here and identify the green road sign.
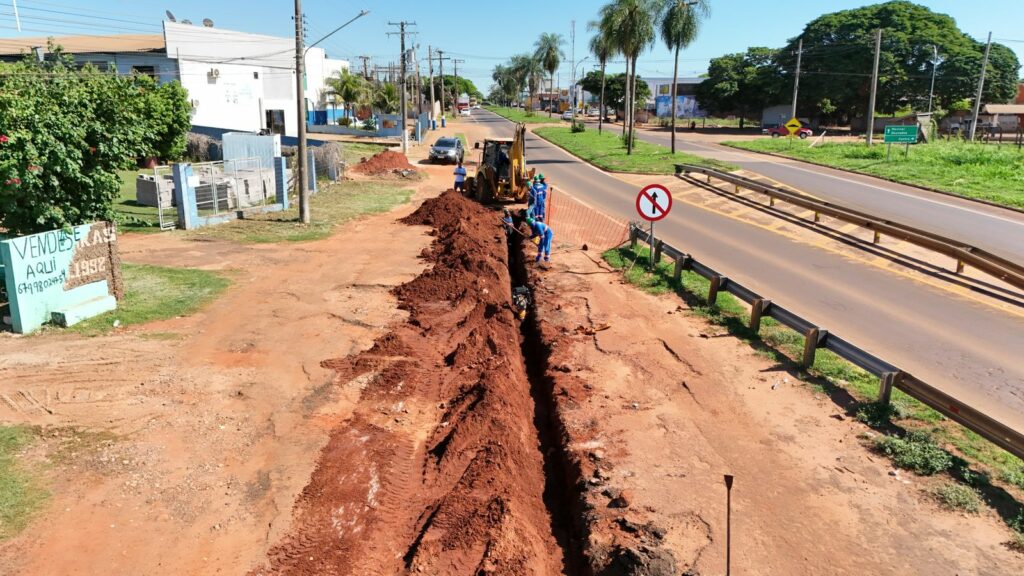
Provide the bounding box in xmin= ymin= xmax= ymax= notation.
xmin=884 ymin=125 xmax=918 ymax=144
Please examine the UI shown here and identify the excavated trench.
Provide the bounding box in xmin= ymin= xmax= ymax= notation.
xmin=255 ymin=190 xmax=591 ymax=576
xmin=507 ymin=227 xmax=590 ymax=576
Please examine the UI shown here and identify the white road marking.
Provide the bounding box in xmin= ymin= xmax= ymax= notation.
xmin=674 ymin=138 xmax=1024 ymax=226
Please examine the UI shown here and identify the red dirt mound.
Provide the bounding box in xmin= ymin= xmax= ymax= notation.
xmin=352 ymin=149 xmax=416 ymax=175
xmin=253 ymin=190 xmax=565 ymax=575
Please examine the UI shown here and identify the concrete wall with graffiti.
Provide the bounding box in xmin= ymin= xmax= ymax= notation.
xmin=0 ymin=222 xmax=122 ymax=333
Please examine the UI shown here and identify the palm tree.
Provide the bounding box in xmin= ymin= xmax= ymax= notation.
xmin=588 ymin=24 xmax=616 ymax=134
xmin=510 ymin=54 xmax=545 ymax=114
xmin=374 ymin=82 xmax=400 ymax=114
xmin=326 ymin=69 xmax=369 ymax=121
xmin=660 ymin=0 xmax=709 ymax=153
xmin=598 ymin=0 xmax=658 ymax=154
xmin=534 ymin=32 xmax=566 ymax=116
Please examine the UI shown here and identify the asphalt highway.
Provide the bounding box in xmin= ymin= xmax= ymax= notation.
xmin=471 ymin=109 xmax=1024 ymax=435
xmin=635 ymin=128 xmax=1024 ymax=264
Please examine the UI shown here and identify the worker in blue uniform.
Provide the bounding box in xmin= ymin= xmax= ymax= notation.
xmin=531 ymin=174 xmax=548 ymax=220
xmin=525 ymin=217 xmax=553 ymax=263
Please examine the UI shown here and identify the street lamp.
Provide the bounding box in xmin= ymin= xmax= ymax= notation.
xmin=296 ymin=8 xmax=370 ymax=224
xmin=572 ymin=56 xmax=590 ymax=117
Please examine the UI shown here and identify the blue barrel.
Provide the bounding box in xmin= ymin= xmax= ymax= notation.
xmin=431 ymin=119 xmax=437 ymax=130
xmin=441 ymin=117 xmax=447 ymax=128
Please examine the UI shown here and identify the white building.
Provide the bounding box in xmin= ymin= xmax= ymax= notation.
xmin=0 ymin=21 xmax=349 ymax=139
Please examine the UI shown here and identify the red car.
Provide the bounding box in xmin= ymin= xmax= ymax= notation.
xmin=764 ymin=125 xmax=812 ymax=139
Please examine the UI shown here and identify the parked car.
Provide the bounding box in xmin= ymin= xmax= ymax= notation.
xmin=459 ymin=107 xmax=471 ymax=116
xmin=429 ymin=137 xmax=464 ymax=163
xmin=561 ymin=110 xmax=574 ymax=121
xmin=764 ymin=125 xmax=812 ymax=139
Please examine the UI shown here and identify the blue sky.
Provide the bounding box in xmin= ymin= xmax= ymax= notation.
xmin=1 ymin=0 xmax=1022 ymax=91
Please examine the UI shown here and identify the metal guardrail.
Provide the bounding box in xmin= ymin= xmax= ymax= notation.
xmin=630 ymin=224 xmax=1024 ymax=461
xmin=675 ymin=164 xmax=1024 ymax=292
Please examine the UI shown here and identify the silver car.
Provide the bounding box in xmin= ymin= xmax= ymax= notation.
xmin=429 ymin=137 xmax=464 ymax=164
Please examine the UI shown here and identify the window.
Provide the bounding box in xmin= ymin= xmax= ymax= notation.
xmin=132 ymin=65 xmax=157 ymax=80
xmin=253 ymin=71 xmax=259 ymax=79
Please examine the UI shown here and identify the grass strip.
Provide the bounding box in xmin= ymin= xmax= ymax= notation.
xmin=69 ymin=263 xmax=230 ymax=335
xmin=0 ymin=425 xmax=47 ymax=540
xmin=483 ymin=105 xmax=563 ymax=125
xmin=534 ymin=126 xmax=736 ymax=174
xmin=187 ymin=180 xmax=413 ymax=244
xmin=723 ymin=138 xmax=1024 ymax=210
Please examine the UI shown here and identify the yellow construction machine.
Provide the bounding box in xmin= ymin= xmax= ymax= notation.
xmin=469 ymin=122 xmax=533 ymax=203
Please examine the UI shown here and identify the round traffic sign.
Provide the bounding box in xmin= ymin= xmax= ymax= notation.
xmin=636 ymin=184 xmax=673 ymax=222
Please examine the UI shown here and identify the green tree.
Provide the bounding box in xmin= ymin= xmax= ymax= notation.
xmin=139 ymin=77 xmax=192 ymax=160
xmin=326 ymin=70 xmax=369 ymax=119
xmin=695 ymin=47 xmax=783 ymax=119
xmin=659 ymin=0 xmax=709 ymax=153
xmin=373 ymin=82 xmax=400 ymax=114
xmin=775 ymin=1 xmax=1020 ymax=121
xmin=0 ymin=58 xmax=165 ymax=235
xmin=534 ymin=32 xmax=566 ymax=117
xmin=598 ymin=0 xmax=659 ymax=153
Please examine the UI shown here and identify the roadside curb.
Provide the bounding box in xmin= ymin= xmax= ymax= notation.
xmin=719 ymin=143 xmax=1024 ymax=216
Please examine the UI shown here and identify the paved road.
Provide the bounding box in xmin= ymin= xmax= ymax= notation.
xmin=634 ymin=129 xmax=1024 ymax=264
xmin=471 ymin=109 xmax=1024 ymax=434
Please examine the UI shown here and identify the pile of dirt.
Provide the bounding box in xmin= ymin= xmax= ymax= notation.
xmin=254 ymin=190 xmax=565 ymax=575
xmin=351 ymin=149 xmax=416 ymax=175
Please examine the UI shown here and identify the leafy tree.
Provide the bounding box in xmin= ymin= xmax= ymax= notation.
xmin=326 ymin=70 xmax=370 ymax=119
xmin=0 ymin=54 xmax=189 ymax=236
xmin=695 ymin=47 xmax=783 ymax=119
xmin=534 ymin=32 xmax=566 ymax=117
xmin=597 ymin=0 xmax=659 ymax=152
xmin=599 ymin=72 xmax=651 ymax=113
xmin=422 ymin=75 xmax=482 ymax=111
xmin=774 ymin=1 xmax=1020 ymax=121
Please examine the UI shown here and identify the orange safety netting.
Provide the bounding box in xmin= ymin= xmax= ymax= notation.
xmin=544 ymin=187 xmax=630 ymax=253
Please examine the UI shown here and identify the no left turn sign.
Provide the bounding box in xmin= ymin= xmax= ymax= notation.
xmin=636 ymin=184 xmax=673 ymax=222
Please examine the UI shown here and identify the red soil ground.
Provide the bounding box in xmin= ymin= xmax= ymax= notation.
xmin=352 ymin=150 xmax=417 ymax=175
xmin=252 ymin=190 xmax=566 ymax=575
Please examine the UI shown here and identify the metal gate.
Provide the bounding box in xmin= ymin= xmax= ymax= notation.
xmin=190 ymin=157 xmax=274 ymax=218
xmin=153 ymin=165 xmax=178 ymax=231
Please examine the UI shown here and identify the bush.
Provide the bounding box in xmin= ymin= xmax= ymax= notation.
xmin=571 ymin=120 xmax=586 ymax=133
xmin=338 ymin=117 xmax=352 ymax=127
xmin=0 ymin=49 xmax=190 ymax=235
xmin=360 ymin=117 xmax=378 ymax=131
xmin=874 ymin=430 xmax=953 ymax=475
xmin=1001 ymin=466 xmax=1024 ymax=491
xmin=855 ymin=401 xmax=903 ymax=427
xmin=929 ymin=482 xmax=981 ymax=513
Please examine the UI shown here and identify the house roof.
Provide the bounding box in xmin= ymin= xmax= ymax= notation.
xmin=983 ymin=104 xmax=1024 ymax=115
xmin=0 ymin=34 xmax=165 ymax=56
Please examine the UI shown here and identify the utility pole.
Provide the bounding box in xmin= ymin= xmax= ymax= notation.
xmin=388 ymin=21 xmax=415 ymax=153
xmin=927 ymin=45 xmax=939 ymax=114
xmin=969 ymin=31 xmax=992 ymax=142
xmin=453 ymin=58 xmax=465 ymax=111
xmin=428 ymin=45 xmax=435 ymax=120
xmin=571 ymin=20 xmax=576 ymax=125
xmin=437 ymin=49 xmax=449 ymax=118
xmin=790 ymin=37 xmax=802 ymax=122
xmin=866 ymin=28 xmax=882 ymax=146
xmin=293 ymin=0 xmax=310 ymax=224
xmin=358 ymin=55 xmax=371 ymax=79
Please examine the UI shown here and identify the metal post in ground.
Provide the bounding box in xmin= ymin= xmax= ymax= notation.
xmin=724 ymin=474 xmax=734 ymax=576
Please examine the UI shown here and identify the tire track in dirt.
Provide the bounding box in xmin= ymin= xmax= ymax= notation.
xmin=253 ymin=191 xmax=568 ymax=575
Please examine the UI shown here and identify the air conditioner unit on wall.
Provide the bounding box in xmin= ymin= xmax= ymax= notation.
xmin=208 ymin=68 xmax=220 ymax=79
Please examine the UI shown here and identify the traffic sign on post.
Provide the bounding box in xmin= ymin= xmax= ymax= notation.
xmin=785 ymin=117 xmax=802 ymax=136
xmin=884 ymin=125 xmax=918 ymax=144
xmin=635 ymin=184 xmax=673 ymax=269
xmin=636 ymin=184 xmax=672 ymax=222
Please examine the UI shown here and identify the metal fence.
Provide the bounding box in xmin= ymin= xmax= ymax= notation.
xmin=190 ymin=157 xmax=274 ymax=217
xmin=546 ymin=187 xmax=630 ymax=253
xmin=630 ymin=223 xmax=1024 ymax=461
xmin=676 ymin=164 xmax=1024 ymax=292
xmin=151 ymin=165 xmax=177 ymax=231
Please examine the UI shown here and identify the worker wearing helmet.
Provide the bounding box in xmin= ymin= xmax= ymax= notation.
xmin=525 ymin=217 xmax=553 ymax=263
xmin=529 ymin=174 xmax=548 ymax=220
